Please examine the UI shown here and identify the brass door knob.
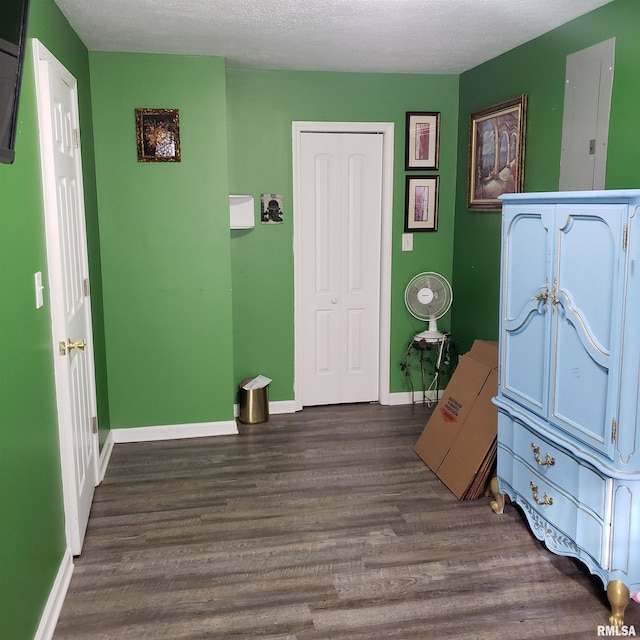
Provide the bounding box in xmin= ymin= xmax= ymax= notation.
xmin=59 ymin=339 xmax=86 ymax=355
xmin=67 ymin=339 xmax=86 ymax=352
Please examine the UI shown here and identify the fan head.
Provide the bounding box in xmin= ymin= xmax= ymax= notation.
xmin=404 ymin=272 xmax=453 ymax=341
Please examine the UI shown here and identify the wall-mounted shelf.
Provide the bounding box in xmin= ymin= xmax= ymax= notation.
xmin=230 ymin=195 xmax=254 ymax=229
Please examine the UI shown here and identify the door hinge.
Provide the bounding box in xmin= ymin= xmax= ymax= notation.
xmin=623 ymin=224 xmax=628 ymax=251
xmin=612 ymin=418 xmax=617 ymax=443
xmin=83 ymin=277 xmax=90 ymax=297
xmin=92 ymin=416 xmax=98 ymax=434
xmin=73 ymin=128 xmax=80 ymax=149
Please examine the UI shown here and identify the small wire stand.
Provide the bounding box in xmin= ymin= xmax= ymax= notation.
xmin=400 ymin=334 xmax=455 ymax=410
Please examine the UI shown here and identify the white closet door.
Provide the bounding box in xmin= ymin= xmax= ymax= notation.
xmin=299 ymin=132 xmax=383 ymax=406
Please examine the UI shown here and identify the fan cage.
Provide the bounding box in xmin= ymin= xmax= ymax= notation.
xmin=404 ymin=272 xmax=453 ymax=321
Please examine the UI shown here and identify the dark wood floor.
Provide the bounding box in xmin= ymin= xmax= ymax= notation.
xmin=54 ymin=403 xmax=640 ymax=639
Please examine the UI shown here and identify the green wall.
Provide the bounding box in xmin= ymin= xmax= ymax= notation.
xmin=0 ymin=0 xmax=104 ymax=637
xmin=4 ymin=1 xmax=639 ymax=637
xmin=226 ymin=69 xmax=459 ymax=398
xmin=89 ymin=52 xmax=235 ymax=428
xmin=452 ymin=0 xmax=640 ymax=353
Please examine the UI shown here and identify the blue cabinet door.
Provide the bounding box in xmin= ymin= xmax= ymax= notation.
xmin=499 ymin=205 xmax=553 ymax=417
xmin=500 ymin=201 xmax=626 ymax=459
xmin=550 ymin=204 xmax=626 ymax=458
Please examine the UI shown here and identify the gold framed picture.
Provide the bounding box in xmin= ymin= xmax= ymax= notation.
xmin=135 ymin=108 xmax=181 ymax=162
xmin=467 ymin=95 xmax=527 ymax=210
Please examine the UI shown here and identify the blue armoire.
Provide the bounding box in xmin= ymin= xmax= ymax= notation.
xmin=493 ymin=190 xmax=640 ymax=626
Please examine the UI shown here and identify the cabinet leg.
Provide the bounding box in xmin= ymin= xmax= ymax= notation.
xmin=490 ymin=476 xmax=506 ymax=514
xmin=607 ymin=580 xmax=630 ymax=627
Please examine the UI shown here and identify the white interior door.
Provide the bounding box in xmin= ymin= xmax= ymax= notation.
xmin=299 ymin=132 xmax=383 ymax=406
xmin=33 ymin=39 xmax=98 ymax=555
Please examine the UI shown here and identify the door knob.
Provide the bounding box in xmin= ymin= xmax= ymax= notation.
xmin=59 ymin=339 xmax=86 ymax=355
xmin=331 ymin=298 xmax=338 ymax=304
xmin=68 ymin=339 xmax=86 ymax=351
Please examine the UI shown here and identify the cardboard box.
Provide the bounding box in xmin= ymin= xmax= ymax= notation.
xmin=414 ymin=340 xmax=498 ymax=499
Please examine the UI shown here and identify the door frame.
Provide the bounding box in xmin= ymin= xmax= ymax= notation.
xmin=33 ymin=38 xmax=99 ymax=554
xmin=292 ymin=121 xmax=394 ymax=410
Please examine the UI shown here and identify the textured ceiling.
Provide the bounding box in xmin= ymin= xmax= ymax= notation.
xmin=53 ymin=0 xmax=615 ymax=74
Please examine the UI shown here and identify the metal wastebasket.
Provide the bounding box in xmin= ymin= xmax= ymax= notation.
xmin=238 ymin=378 xmax=269 ymax=424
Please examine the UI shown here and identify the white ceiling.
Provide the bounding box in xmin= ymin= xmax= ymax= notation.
xmin=53 ymin=0 xmax=615 ymax=74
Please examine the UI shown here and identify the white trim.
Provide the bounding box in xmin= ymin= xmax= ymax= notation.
xmin=111 ymin=420 xmax=238 ymax=443
xmin=233 ymin=399 xmax=297 ymax=417
xmin=292 ymin=121 xmax=394 ymax=410
xmin=34 ymin=548 xmax=74 ymax=640
xmin=269 ymin=400 xmax=297 ymax=415
xmin=98 ymin=430 xmax=114 ymax=483
xmin=388 ymin=391 xmax=441 ymax=406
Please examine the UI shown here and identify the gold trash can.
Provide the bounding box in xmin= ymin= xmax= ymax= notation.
xmin=238 ymin=378 xmax=269 ymax=424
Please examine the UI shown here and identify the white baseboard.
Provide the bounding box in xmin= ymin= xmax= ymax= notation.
xmin=34 ymin=547 xmax=74 ymax=640
xmin=111 ymin=420 xmax=239 ymax=443
xmin=98 ymin=430 xmax=114 ymax=483
xmin=107 ymin=397 xmax=429 ymax=446
xmin=231 ymin=396 xmax=436 ymax=411
xmin=388 ymin=391 xmax=440 ymax=406
xmin=233 ymin=399 xmax=297 ymax=417
xmin=231 ymin=396 xmax=437 ymax=411
xmin=269 ymin=400 xmax=297 ymax=414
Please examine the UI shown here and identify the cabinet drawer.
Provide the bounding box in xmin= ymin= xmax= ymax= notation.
xmin=508 ymin=456 xmax=607 ymax=565
xmin=498 ymin=410 xmax=609 ymax=521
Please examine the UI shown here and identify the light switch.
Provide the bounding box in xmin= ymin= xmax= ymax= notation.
xmin=402 ymin=233 xmax=413 ymax=252
xmin=34 ymin=271 xmax=44 ymax=309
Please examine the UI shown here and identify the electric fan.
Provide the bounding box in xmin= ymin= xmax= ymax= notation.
xmin=404 ymin=272 xmax=453 ymax=342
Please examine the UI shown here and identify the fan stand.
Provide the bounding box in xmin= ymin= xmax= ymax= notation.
xmin=408 ymin=321 xmax=449 ymax=409
xmin=414 ymin=317 xmax=445 ymax=343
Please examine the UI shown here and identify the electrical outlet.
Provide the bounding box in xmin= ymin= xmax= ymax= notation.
xmin=402 ymin=233 xmax=413 ymax=252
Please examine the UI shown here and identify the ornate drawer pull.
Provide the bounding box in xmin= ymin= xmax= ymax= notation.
xmin=531 ymin=442 xmax=555 ymax=466
xmin=530 ymin=481 xmax=553 ymax=506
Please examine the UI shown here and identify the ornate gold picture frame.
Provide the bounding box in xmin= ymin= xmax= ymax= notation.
xmin=467 ymin=95 xmax=527 ymax=210
xmin=135 ymin=108 xmax=181 ymax=162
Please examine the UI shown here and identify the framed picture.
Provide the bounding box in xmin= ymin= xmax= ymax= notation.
xmin=467 ymin=95 xmax=527 ymax=210
xmin=405 ymin=175 xmax=439 ymax=232
xmin=405 ymin=111 xmax=440 ymax=170
xmin=135 ymin=108 xmax=181 ymax=162
xmin=260 ymin=193 xmax=284 ymax=224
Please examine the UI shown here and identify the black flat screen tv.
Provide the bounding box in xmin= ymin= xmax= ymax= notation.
xmin=0 ymin=0 xmax=31 ymax=164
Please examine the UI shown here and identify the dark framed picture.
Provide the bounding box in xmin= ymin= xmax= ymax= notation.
xmin=135 ymin=108 xmax=181 ymax=162
xmin=405 ymin=111 xmax=440 ymax=170
xmin=467 ymin=95 xmax=527 ymax=210
xmin=260 ymin=193 xmax=284 ymax=224
xmin=405 ymin=175 xmax=439 ymax=232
